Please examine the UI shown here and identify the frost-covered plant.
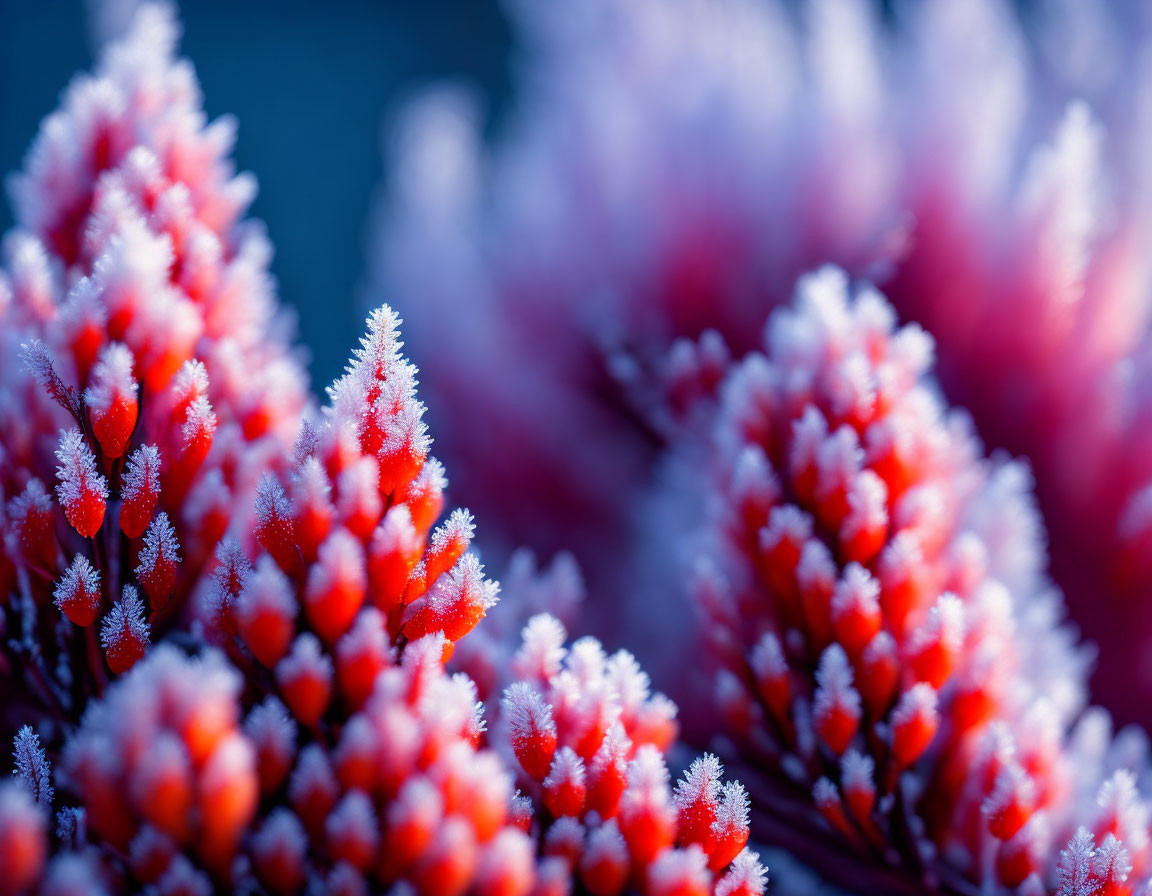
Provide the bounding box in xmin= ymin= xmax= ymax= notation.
xmin=374 ymin=0 xmax=1152 ymax=720
xmin=244 ymin=634 xmax=537 ymax=896
xmin=9 ymin=2 xmax=1152 ymax=895
xmin=216 ymin=305 xmax=499 ymax=665
xmin=0 ymin=297 xmax=507 ymax=894
xmin=0 ymin=1 xmax=307 ymax=723
xmin=0 ymin=645 xmax=257 ymax=895
xmin=685 ymin=267 xmax=1152 ymax=894
xmin=205 ymin=289 xmax=765 ymax=893
xmin=0 ymin=3 xmax=753 ymax=894
xmin=0 ymin=302 xmax=770 ymax=896
xmin=63 ymin=645 xmax=256 ymax=892
xmin=191 ymin=305 xmax=531 ymax=894
xmin=496 ymin=613 xmax=767 ymax=896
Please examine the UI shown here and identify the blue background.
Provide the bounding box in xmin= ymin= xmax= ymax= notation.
xmin=0 ymin=1 xmax=511 ymax=391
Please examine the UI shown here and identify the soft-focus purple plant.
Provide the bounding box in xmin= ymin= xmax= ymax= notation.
xmin=374 ymin=0 xmax=1152 ymax=722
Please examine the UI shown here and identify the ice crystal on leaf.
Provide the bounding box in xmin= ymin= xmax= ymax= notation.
xmin=98 ymin=585 xmax=150 ymax=675
xmin=12 ymin=727 xmax=52 ymax=809
xmin=53 ymin=429 xmax=108 ymax=539
xmin=52 ymin=555 xmax=102 ymax=628
xmin=118 ymin=443 xmax=161 ymax=539
xmin=686 ymin=267 xmax=1152 ymax=895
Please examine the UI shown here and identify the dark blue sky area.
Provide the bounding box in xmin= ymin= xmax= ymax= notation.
xmin=0 ymin=1 xmax=511 ymax=391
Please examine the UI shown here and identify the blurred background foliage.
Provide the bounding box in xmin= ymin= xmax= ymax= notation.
xmin=0 ymin=0 xmax=512 ymax=390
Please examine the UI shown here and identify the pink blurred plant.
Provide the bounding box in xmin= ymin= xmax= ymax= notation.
xmin=374 ymin=0 xmax=1152 ymax=722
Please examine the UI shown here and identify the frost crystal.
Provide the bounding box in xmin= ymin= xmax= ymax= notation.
xmin=134 ymin=511 xmax=181 ymax=608
xmin=54 ymin=429 xmax=109 ymax=538
xmin=12 ymin=727 xmax=52 ymax=808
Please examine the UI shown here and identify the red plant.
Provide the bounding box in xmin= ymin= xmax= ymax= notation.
xmin=198 ymin=305 xmax=525 ymax=893
xmin=686 ymin=267 xmax=1151 ymax=894
xmin=496 ymin=614 xmax=767 ymax=896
